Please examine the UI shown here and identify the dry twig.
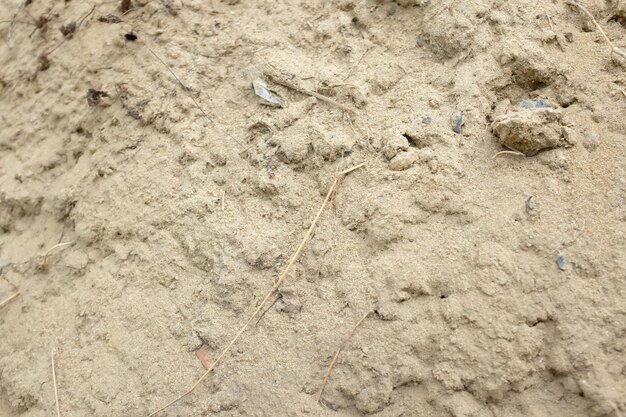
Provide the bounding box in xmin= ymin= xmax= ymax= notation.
xmin=318 ymin=310 xmax=371 ymax=403
xmin=263 ymin=72 xmax=357 ymax=115
xmin=147 ymin=162 xmax=365 ymax=417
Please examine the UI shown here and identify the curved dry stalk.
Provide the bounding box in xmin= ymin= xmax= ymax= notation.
xmin=146 ymin=162 xmax=365 ymax=417
xmin=318 ymin=310 xmax=371 ymax=403
xmin=492 ymin=150 xmax=526 ymax=159
xmin=42 ymin=241 xmax=75 ymax=269
xmin=44 ymin=241 xmax=75 ymax=258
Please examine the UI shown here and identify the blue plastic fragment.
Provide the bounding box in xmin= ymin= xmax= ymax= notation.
xmin=519 ymin=99 xmax=551 ymax=109
xmin=556 ymin=255 xmax=566 ymax=271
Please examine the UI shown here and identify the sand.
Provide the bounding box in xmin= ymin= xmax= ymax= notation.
xmin=0 ymin=0 xmax=625 ymax=416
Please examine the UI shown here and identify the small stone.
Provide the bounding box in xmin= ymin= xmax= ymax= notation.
xmin=59 ymin=21 xmax=77 ymax=37
xmin=452 ymin=111 xmax=463 ymax=134
xmin=556 ymin=255 xmax=566 ymax=271
xmin=389 ymin=151 xmax=415 ymax=171
xmin=564 ymin=32 xmax=574 ymax=43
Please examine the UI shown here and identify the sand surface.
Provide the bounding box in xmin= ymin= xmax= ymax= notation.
xmin=1 ymin=0 xmax=625 ymax=416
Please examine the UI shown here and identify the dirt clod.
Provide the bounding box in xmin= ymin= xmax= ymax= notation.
xmin=492 ymin=108 xmax=564 ymax=155
xmin=388 ymin=150 xmax=415 ymax=171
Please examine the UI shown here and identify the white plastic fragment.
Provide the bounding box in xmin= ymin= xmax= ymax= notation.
xmin=248 ymin=65 xmax=283 ymax=108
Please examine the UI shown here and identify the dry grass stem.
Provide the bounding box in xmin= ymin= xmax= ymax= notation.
xmin=147 ymin=162 xmax=365 ymax=417
xmin=263 ymin=71 xmax=357 ymax=115
xmin=42 ymin=241 xmax=75 ymax=269
xmin=318 ymin=310 xmax=371 ymax=403
xmin=44 ymin=241 xmax=75 ymax=258
xmin=51 ymin=350 xmax=61 ymax=417
xmin=492 ymin=150 xmax=527 ymax=159
xmin=0 ymin=292 xmax=20 ymax=308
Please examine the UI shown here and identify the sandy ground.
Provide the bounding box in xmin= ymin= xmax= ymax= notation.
xmin=1 ymin=0 xmax=625 ymax=416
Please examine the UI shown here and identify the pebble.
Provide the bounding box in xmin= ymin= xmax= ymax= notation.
xmin=519 ymin=99 xmax=550 ymax=109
